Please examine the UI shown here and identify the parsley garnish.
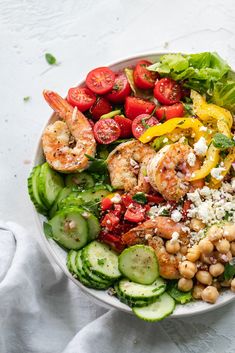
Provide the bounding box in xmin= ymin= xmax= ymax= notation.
xmin=98 ymin=258 xmax=106 ymax=266
xmin=224 ymin=263 xmax=235 ymax=280
xmin=132 ymin=192 xmax=147 ymax=205
xmin=141 ymin=118 xmax=150 ymax=129
xmin=184 ymin=103 xmax=193 ymax=115
xmin=23 ymin=96 xmax=30 ymax=102
xmin=45 ymin=53 xmax=57 ymax=65
xmin=212 ymin=133 xmax=235 ymax=150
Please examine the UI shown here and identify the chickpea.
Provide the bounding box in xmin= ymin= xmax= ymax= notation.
xmin=186 ymin=244 xmax=201 ymax=262
xmin=201 ymin=286 xmax=219 ymax=304
xmin=200 ymin=253 xmax=212 ymax=265
xmin=180 ymin=245 xmax=188 ymax=255
xmin=231 ymin=279 xmax=235 ymax=293
xmin=230 ymin=242 xmax=235 ymax=256
xmin=178 ymin=278 xmax=193 ymax=292
xmin=212 ymin=280 xmax=221 ymax=291
xmin=207 ymin=225 xmax=223 ymax=242
xmin=223 ymin=224 xmax=235 ymax=242
xmin=215 ymin=239 xmax=230 ymax=254
xmin=220 ymin=279 xmax=232 ymax=287
xmin=166 ymin=240 xmax=180 ymax=254
xmin=196 ymin=270 xmax=213 ymax=285
xmin=179 ymin=261 xmax=197 ymax=279
xmin=198 ymin=238 xmax=214 ymax=255
xmin=190 ymin=218 xmax=205 ymax=232
xmin=192 ymin=284 xmax=205 ymax=299
xmin=209 ymin=263 xmax=224 ymax=277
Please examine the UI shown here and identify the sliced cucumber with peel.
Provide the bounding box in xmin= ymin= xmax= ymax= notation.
xmin=65 ymin=172 xmax=94 ymax=189
xmin=49 ymin=186 xmax=72 ymax=218
xmin=82 ymin=241 xmax=121 ymax=281
xmin=132 ymin=293 xmax=175 ymax=321
xmin=118 ymin=245 xmax=159 ymax=285
xmin=27 ymin=165 xmax=47 ymax=215
xmin=118 ymin=277 xmax=166 ymax=301
xmin=49 ymin=208 xmax=88 ymax=249
xmin=38 ymin=162 xmax=64 ymax=208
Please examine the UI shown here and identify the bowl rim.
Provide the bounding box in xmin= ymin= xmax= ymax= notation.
xmin=32 ymin=51 xmax=235 ymax=318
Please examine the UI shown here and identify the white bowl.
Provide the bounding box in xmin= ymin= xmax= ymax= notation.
xmin=33 ymin=52 xmax=235 ymax=318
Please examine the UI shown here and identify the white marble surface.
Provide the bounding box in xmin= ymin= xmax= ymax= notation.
xmin=1 ymin=0 xmax=235 ymax=351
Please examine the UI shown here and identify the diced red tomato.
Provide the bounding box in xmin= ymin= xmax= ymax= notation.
xmin=154 ymin=78 xmax=182 ymax=105
xmin=133 ymin=60 xmax=159 ymax=89
xmin=113 ymin=204 xmax=123 ymax=218
xmin=101 ymin=212 xmax=119 ymax=231
xmin=86 ymin=67 xmax=115 ymax=95
xmin=125 ymin=96 xmax=155 ymax=120
xmin=93 ymin=119 xmax=121 ymax=144
xmin=114 ymin=115 xmax=133 ymax=138
xmin=99 ymin=232 xmax=125 ymax=252
xmin=155 ymin=102 xmax=184 ymax=121
xmin=124 ymin=207 xmax=145 ymax=223
xmin=182 ymin=200 xmax=192 ymax=220
xmin=147 ymin=194 xmax=165 ymax=204
xmin=67 ymin=87 xmax=96 ymax=112
xmin=106 ymin=73 xmax=131 ymax=103
xmin=101 ymin=197 xmax=113 ymax=211
xmin=122 ymin=194 xmax=133 ymax=208
xmin=132 ymin=114 xmax=159 ymax=139
xmin=90 ymin=97 xmax=112 ymax=120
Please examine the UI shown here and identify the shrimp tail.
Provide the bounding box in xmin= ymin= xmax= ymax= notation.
xmin=43 ymin=90 xmax=72 ymax=118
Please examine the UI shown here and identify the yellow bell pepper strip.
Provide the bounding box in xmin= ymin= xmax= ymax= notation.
xmin=139 ymin=117 xmax=206 ymax=144
xmin=209 ymin=146 xmax=235 ymax=188
xmin=191 ymin=90 xmax=232 ymax=137
xmin=189 ymin=144 xmax=220 ymax=181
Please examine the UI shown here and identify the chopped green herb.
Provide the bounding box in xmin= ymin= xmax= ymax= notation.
xmin=224 ymin=263 xmax=235 ymax=280
xmin=159 ymin=208 xmax=170 ymax=216
xmin=151 ymin=135 xmax=170 ymax=151
xmin=167 ymin=280 xmax=192 ymax=304
xmin=177 ymin=120 xmax=185 ymax=126
xmin=132 ymin=192 xmax=147 ymax=205
xmin=45 ymin=53 xmax=57 ymax=65
xmin=212 ymin=133 xmax=235 ymax=150
xmin=98 ymin=258 xmax=106 ymax=266
xmin=141 ymin=118 xmax=150 ymax=129
xmin=85 ymin=154 xmax=108 ymax=173
xmin=23 ymin=96 xmax=30 ymax=102
xmin=184 ymin=103 xmax=193 ymax=115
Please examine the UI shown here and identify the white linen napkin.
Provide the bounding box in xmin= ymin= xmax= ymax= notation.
xmin=0 ymin=221 xmax=179 ymax=353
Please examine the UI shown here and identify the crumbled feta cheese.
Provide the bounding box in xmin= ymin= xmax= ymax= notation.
xmin=187 ymin=152 xmax=196 ymax=167
xmin=171 ymin=210 xmax=182 ymax=222
xmin=211 ymin=167 xmax=226 ymax=181
xmin=193 ymin=137 xmax=208 ymax=156
xmin=170 ymin=231 xmax=179 ymax=244
xmin=163 ymin=137 xmax=168 ymax=143
xmin=111 ymin=193 xmax=121 ymax=203
xmin=199 ymin=126 xmax=208 ymax=131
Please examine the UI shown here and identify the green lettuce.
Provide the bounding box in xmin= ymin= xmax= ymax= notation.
xmin=148 ymin=52 xmax=235 ymax=110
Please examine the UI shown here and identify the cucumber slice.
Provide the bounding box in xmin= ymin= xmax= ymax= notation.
xmin=114 ymin=283 xmax=158 ymax=307
xmin=58 ymin=193 xmax=84 ymax=211
xmin=82 ymin=211 xmax=100 ymax=241
xmin=27 ymin=165 xmax=47 ymax=215
xmin=65 ymin=172 xmax=94 ymax=189
xmin=118 ymin=245 xmax=159 ymax=285
xmin=132 ymin=293 xmax=175 ymax=322
xmin=83 ymin=241 xmax=121 ymax=280
xmin=49 ymin=186 xmax=72 ymax=218
xmin=67 ymin=250 xmax=79 ymax=275
xmin=38 ymin=163 xmax=64 ymax=208
xmin=49 ymin=208 xmax=88 ymax=250
xmin=118 ymin=278 xmax=166 ymax=301
xmin=78 ymin=187 xmax=110 ymax=203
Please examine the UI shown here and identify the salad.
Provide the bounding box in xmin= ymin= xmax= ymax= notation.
xmin=28 ymin=52 xmax=235 ymax=322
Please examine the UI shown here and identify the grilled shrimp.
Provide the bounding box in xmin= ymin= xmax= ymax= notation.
xmin=122 ymin=216 xmax=188 ymax=279
xmin=107 ymin=140 xmax=156 ymax=193
xmin=42 ymin=90 xmax=96 ymax=173
xmin=147 ymin=143 xmax=204 ymax=202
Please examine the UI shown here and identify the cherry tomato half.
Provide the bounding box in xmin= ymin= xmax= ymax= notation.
xmin=86 ymin=67 xmax=115 ymax=95
xmin=106 ymin=73 xmax=131 ymax=103
xmin=125 ymin=96 xmax=155 ymax=120
xmin=154 ymin=78 xmax=182 ymax=105
xmin=90 ymin=97 xmax=112 ymax=120
xmin=93 ymin=118 xmax=121 ymax=144
xmin=67 ymin=87 xmax=96 ymax=112
xmin=133 ymin=60 xmax=159 ymax=89
xmin=132 ymin=114 xmax=159 ymax=139
xmin=114 ymin=115 xmax=133 ymax=138
xmin=155 ymin=102 xmax=185 ymax=121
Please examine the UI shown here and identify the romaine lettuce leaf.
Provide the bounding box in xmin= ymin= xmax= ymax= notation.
xmin=212 ymin=80 xmax=235 ymax=112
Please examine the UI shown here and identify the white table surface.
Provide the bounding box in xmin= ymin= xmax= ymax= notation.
xmin=1 ymin=0 xmax=235 ymax=351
